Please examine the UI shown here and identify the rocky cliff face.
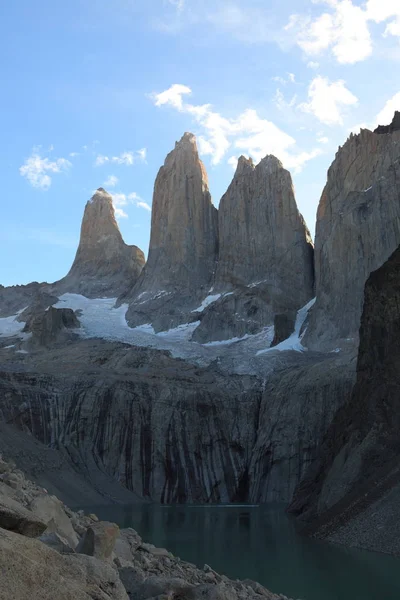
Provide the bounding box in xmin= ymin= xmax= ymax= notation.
xmin=215 ymin=155 xmax=313 ymax=297
xmin=192 ymin=155 xmax=314 ymax=342
xmin=290 ymin=244 xmax=400 ymax=554
xmin=0 ymin=334 xmax=353 ymax=505
xmin=58 ymin=188 xmax=145 ymax=298
xmin=306 ymin=119 xmax=400 ymax=350
xmin=124 ymin=134 xmax=218 ymax=331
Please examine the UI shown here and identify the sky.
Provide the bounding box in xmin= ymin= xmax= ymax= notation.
xmin=1 ymin=0 xmax=400 ymax=286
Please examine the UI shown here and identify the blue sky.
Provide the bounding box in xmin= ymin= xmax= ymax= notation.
xmin=1 ymin=0 xmax=400 ymax=286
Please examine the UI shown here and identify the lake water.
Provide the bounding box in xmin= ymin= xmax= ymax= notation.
xmin=85 ymin=503 xmax=400 ymax=600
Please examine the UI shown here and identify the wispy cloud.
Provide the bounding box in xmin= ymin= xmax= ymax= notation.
xmin=110 ymin=191 xmax=151 ymax=219
xmin=95 ymin=149 xmax=147 ymax=167
xmin=151 ymin=83 xmax=323 ymax=173
xmin=299 ymin=76 xmax=358 ymax=126
xmin=349 ymin=90 xmax=400 ymax=133
xmin=19 ymin=149 xmax=72 ymax=190
xmin=103 ymin=175 xmax=119 ymax=188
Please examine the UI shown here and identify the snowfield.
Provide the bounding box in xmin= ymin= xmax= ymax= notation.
xmin=0 ymin=293 xmax=317 ymax=374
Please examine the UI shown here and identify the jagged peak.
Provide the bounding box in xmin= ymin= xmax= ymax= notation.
xmin=258 ymin=154 xmax=284 ymax=172
xmin=175 ymin=131 xmax=197 ymax=150
xmin=234 ymin=155 xmax=255 ymax=176
xmin=88 ymin=187 xmax=113 ymax=204
xmin=374 ymin=111 xmax=400 ymax=135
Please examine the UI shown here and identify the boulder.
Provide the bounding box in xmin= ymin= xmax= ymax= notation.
xmin=77 ymin=520 xmax=119 ymax=560
xmin=29 ymin=494 xmax=78 ymax=548
xmin=39 ymin=531 xmax=76 ymax=554
xmin=0 ymin=491 xmax=47 ymax=538
xmin=0 ymin=527 xmax=129 ymax=600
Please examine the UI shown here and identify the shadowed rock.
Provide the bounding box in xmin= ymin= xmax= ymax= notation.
xmin=305 ymin=115 xmax=400 ymax=350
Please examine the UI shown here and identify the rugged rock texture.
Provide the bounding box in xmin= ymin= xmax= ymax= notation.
xmin=0 ymin=282 xmax=50 ymax=318
xmin=124 ymin=133 xmax=218 ymax=331
xmin=0 ymin=456 xmax=292 ymax=600
xmin=192 ymin=156 xmax=314 ymax=343
xmin=57 ymin=188 xmax=145 ymax=298
xmin=0 ymin=422 xmax=140 ymax=507
xmin=216 ymin=156 xmax=313 ymax=296
xmin=248 ymin=350 xmax=355 ymax=503
xmin=24 ymin=307 xmax=80 ymax=347
xmin=0 ymin=337 xmax=353 ymax=505
xmin=290 ymin=245 xmax=400 ymax=554
xmin=306 ymin=122 xmax=400 ymax=350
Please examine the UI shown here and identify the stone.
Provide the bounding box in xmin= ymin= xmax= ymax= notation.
xmin=290 ymin=244 xmax=400 ymax=556
xmin=39 ymin=531 xmax=76 ymax=553
xmin=56 ymin=188 xmax=145 ymax=298
xmin=306 ymin=121 xmax=400 ymax=350
xmin=215 ymin=155 xmax=313 ymax=297
xmin=25 ymin=307 xmax=80 ymax=347
xmin=0 ymin=491 xmax=47 ymax=537
xmin=0 ymin=527 xmax=129 ymax=600
xmin=77 ymin=520 xmax=120 ymax=560
xmin=140 ymin=542 xmax=172 ymax=558
xmin=29 ymin=494 xmax=79 ymax=548
xmin=115 ymin=528 xmax=142 ymax=563
xmin=123 ymin=133 xmax=218 ymax=331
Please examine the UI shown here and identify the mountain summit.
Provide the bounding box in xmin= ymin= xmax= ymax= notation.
xmin=57 ymin=188 xmax=145 ymax=298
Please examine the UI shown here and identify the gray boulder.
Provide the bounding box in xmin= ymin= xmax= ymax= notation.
xmin=0 ymin=491 xmax=47 ymax=538
xmin=77 ymin=520 xmax=120 ymax=560
xmin=29 ymin=494 xmax=79 ymax=548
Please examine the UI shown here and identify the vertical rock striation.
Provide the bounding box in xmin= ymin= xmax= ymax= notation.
xmin=58 ymin=188 xmax=145 ymax=298
xmin=216 ymin=155 xmax=314 ymax=297
xmin=306 ymin=114 xmax=400 ymax=350
xmin=290 ymin=244 xmax=400 ymax=555
xmin=124 ymin=133 xmax=218 ymax=330
xmin=192 ymin=155 xmax=314 ymax=342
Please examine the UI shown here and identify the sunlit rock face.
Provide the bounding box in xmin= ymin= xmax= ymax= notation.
xmin=305 ymin=115 xmax=400 ymax=350
xmin=123 ymin=133 xmax=218 ymax=331
xmin=58 ymin=188 xmax=145 ymax=298
xmin=192 ymin=154 xmax=314 ymax=343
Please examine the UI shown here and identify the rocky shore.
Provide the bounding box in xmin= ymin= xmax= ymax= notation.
xmin=0 ymin=454 xmax=295 ymax=600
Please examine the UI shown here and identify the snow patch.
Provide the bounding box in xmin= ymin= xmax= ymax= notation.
xmin=0 ymin=311 xmax=27 ymax=339
xmin=192 ymin=294 xmax=222 ymax=313
xmin=256 ymin=298 xmax=316 ymax=355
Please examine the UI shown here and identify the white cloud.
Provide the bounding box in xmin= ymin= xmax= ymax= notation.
xmin=19 ymin=150 xmax=71 ymax=190
xmin=272 ymin=73 xmax=296 ymax=85
xmin=374 ymin=91 xmax=400 ymax=127
xmin=110 ymin=191 xmax=151 ymax=219
xmin=227 ymin=156 xmax=238 ymax=170
xmin=153 ymin=83 xmax=191 ymax=109
xmin=69 ymin=152 xmax=79 ymax=158
xmin=307 ymin=61 xmax=320 ymax=69
xmin=104 ymin=175 xmax=119 ymax=188
xmin=317 ymin=135 xmax=329 ymax=144
xmin=95 ymin=149 xmax=147 ymax=167
xmin=151 ymin=84 xmax=321 ymax=173
xmin=299 ymin=76 xmax=358 ymax=125
xmin=287 ymin=0 xmax=372 ymax=64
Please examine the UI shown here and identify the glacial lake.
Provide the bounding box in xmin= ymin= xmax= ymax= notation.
xmin=84 ymin=503 xmax=400 ymax=600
